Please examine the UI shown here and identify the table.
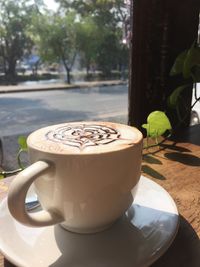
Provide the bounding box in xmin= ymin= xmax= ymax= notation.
xmin=0 ymin=125 xmax=200 ymax=266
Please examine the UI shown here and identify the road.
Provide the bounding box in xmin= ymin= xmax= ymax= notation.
xmin=0 ymin=84 xmax=128 ymax=137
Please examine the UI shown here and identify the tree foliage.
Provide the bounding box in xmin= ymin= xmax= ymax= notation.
xmin=0 ymin=0 xmax=42 ymax=81
xmin=56 ymin=0 xmax=129 ymax=26
xmin=55 ymin=0 xmax=130 ymax=75
xmin=0 ymin=0 xmax=130 ymax=82
xmin=31 ymin=12 xmax=78 ymax=84
xmin=76 ymin=16 xmax=100 ymax=74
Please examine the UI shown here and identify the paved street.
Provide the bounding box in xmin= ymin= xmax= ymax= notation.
xmin=0 ymin=84 xmax=128 ymax=137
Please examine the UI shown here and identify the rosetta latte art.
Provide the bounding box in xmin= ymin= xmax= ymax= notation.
xmin=46 ymin=124 xmax=121 ymax=150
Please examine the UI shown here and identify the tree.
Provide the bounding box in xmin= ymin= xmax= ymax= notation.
xmin=0 ymin=0 xmax=42 ymax=81
xmin=96 ymin=30 xmax=119 ymax=75
xmin=76 ymin=17 xmax=128 ymax=76
xmin=76 ymin=17 xmax=100 ymax=74
xmin=32 ymin=12 xmax=78 ymax=84
xmin=56 ymin=0 xmax=129 ymax=27
xmin=56 ymin=0 xmax=130 ymax=76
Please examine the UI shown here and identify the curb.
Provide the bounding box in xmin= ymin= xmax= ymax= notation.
xmin=0 ymin=80 xmax=128 ymax=94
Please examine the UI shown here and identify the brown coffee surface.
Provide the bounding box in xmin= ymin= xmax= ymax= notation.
xmin=27 ymin=122 xmax=142 ymax=154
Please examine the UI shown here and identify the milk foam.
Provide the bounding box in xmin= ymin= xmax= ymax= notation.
xmin=27 ymin=122 xmax=142 ymax=154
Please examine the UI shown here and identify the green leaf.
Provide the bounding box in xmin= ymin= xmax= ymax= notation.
xmin=18 ymin=136 xmax=28 ymax=151
xmin=170 ymin=42 xmax=200 ymax=79
xmin=170 ymin=50 xmax=187 ymax=76
xmin=192 ymin=65 xmax=200 ymax=82
xmin=142 ymin=123 xmax=149 ymax=131
xmin=167 ymin=84 xmax=189 ymax=108
xmin=142 ymin=111 xmax=172 ymax=138
xmin=183 ymin=45 xmax=200 ymax=79
xmin=0 ymin=173 xmax=4 ymax=179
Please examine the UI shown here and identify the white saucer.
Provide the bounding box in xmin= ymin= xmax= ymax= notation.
xmin=0 ymin=176 xmax=179 ymax=267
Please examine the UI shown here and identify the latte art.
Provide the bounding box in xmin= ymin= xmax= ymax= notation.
xmin=46 ymin=124 xmax=121 ymax=150
xmin=27 ymin=122 xmax=142 ymax=154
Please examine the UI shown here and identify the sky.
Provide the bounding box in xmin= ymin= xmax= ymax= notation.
xmin=43 ymin=0 xmax=59 ymax=10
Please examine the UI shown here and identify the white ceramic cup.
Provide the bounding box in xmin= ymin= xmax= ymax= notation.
xmin=8 ymin=121 xmax=143 ymax=233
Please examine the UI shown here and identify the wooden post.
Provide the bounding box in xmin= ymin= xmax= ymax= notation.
xmin=128 ymin=0 xmax=200 ymax=132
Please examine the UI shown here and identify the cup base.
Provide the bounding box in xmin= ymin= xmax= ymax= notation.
xmin=59 ymin=220 xmax=117 ymax=234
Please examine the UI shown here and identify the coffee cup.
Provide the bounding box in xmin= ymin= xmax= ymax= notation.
xmin=8 ymin=121 xmax=143 ymax=233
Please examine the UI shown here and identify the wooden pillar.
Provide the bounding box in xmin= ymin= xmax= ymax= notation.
xmin=128 ymin=0 xmax=200 ymax=132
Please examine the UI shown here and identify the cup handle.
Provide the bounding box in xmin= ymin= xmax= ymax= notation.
xmin=7 ymin=160 xmax=64 ymax=227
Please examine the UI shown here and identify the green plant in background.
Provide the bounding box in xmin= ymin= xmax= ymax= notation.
xmin=170 ymin=41 xmax=200 ymax=83
xmin=0 ymin=136 xmax=27 ymax=179
xmin=141 ymin=40 xmax=200 ymax=180
xmin=17 ymin=136 xmax=28 ymax=169
xmin=140 ymin=41 xmax=200 ymax=137
xmin=167 ymin=41 xmax=200 ymax=124
xmin=142 ymin=41 xmax=200 ymax=146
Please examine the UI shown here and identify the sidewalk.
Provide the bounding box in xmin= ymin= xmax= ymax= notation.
xmin=0 ymin=80 xmax=127 ymax=94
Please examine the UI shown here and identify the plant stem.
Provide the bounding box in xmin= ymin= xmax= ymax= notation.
xmin=0 ymin=168 xmax=22 ymax=178
xmin=17 ymin=149 xmax=25 ymax=170
xmin=191 ymin=97 xmax=200 ymax=109
xmin=143 ymin=132 xmax=171 ymax=150
xmin=194 ymin=82 xmax=198 ymax=101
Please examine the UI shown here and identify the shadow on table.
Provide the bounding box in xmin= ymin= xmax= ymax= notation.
xmin=151 ymin=215 xmax=200 ymax=267
xmin=164 ymin=152 xmax=200 ymax=166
